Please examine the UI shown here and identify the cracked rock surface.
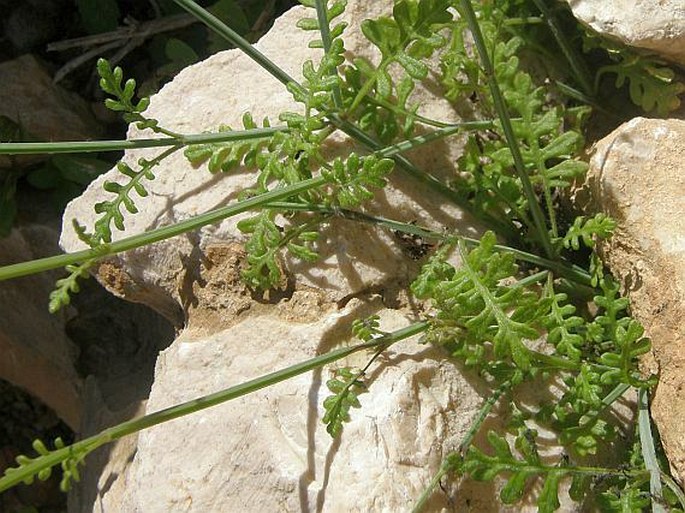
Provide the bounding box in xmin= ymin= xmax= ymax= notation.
xmin=60 ymin=2 xmax=480 ymax=326
xmin=576 ymin=117 xmax=685 ymax=484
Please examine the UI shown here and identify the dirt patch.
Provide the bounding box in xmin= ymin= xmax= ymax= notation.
xmin=183 ymin=243 xmax=255 ymax=336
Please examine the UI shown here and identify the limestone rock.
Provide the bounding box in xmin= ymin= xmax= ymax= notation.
xmin=0 ymin=55 xmax=101 ymax=169
xmin=0 ymin=225 xmax=81 ymax=429
xmin=576 ymin=117 xmax=685 ymax=483
xmin=564 ymin=0 xmax=685 ymax=65
xmin=109 ymin=300 xmax=484 ymax=512
xmin=59 ymin=2 xmax=479 ymax=325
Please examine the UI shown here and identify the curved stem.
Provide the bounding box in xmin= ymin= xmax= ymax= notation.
xmin=0 ymin=321 xmax=428 ymax=493
xmin=531 ymin=0 xmax=594 ymax=96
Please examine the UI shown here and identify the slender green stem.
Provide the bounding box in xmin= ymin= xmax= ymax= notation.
xmin=531 ymin=0 xmax=594 ymax=97
xmin=0 ymin=122 xmax=504 ymax=283
xmin=638 ymin=388 xmax=666 ymax=513
xmin=660 ymin=471 xmax=685 ymax=510
xmin=172 ymin=0 xmax=303 ymax=94
xmin=328 ymin=114 xmax=518 ymax=241
xmin=0 ymin=177 xmax=326 ymax=281
xmin=458 ymin=0 xmax=554 ymax=259
xmin=262 ymin=203 xmax=592 ymax=286
xmin=172 ymin=0 xmax=510 ymax=241
xmin=503 ymin=17 xmax=543 ymax=26
xmin=0 ymin=320 xmax=428 ymax=493
xmin=458 ymin=381 xmax=512 ymax=456
xmin=374 ymin=123 xmax=484 ymax=158
xmin=411 ymin=459 xmax=453 ymax=513
xmin=413 ymin=381 xmax=514 ymax=513
xmin=554 ymin=81 xmax=615 ymax=117
xmin=314 ymin=0 xmax=343 ymax=109
xmin=0 ymin=127 xmax=288 ymax=155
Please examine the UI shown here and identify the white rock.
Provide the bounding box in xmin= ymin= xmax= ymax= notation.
xmin=59 ymin=2 xmax=479 ymax=324
xmin=564 ymin=0 xmax=685 ymax=65
xmin=108 ymin=301 xmax=483 ymax=512
xmin=576 ymin=117 xmax=685 ymax=484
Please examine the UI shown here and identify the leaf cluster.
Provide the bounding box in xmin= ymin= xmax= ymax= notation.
xmin=442 ymin=7 xmax=589 ymax=240
xmin=184 ymin=113 xmax=271 ymax=173
xmin=413 ymin=230 xmax=655 ymax=468
xmin=322 ymin=366 xmax=366 ymax=437
xmin=3 ymin=437 xmax=87 ymax=493
xmin=341 ymin=0 xmax=451 ymax=143
xmin=461 ymin=430 xmax=566 ymax=512
xmin=97 ymin=58 xmax=157 ymax=131
xmin=585 ymin=31 xmax=685 ymax=116
xmin=412 ymin=232 xmax=543 ymax=373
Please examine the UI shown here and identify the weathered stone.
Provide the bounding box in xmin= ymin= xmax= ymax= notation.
xmin=564 ymin=0 xmax=685 ymax=66
xmin=0 ymin=225 xmax=81 ymax=429
xmin=59 ymin=2 xmax=479 ymax=325
xmin=576 ymin=117 xmax=685 ymax=484
xmin=112 ymin=300 xmax=484 ymax=512
xmin=0 ymin=55 xmax=101 ymax=168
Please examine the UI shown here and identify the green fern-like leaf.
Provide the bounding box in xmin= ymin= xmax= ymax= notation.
xmin=322 ymin=153 xmax=394 ymax=207
xmin=412 ymin=232 xmax=548 ymax=373
xmin=562 ymin=213 xmax=616 ymax=251
xmin=297 ymin=0 xmax=348 ymax=49
xmin=2 ymin=437 xmax=89 ymax=493
xmin=463 ymin=430 xmax=566 ymax=510
xmin=351 ymin=314 xmax=383 ymax=341
xmin=598 ymin=319 xmax=655 ymax=388
xmin=362 ymin=0 xmax=451 ymax=85
xmin=96 ymin=58 xmax=163 ymax=131
xmin=91 ymin=157 xmax=162 ymax=243
xmin=541 ymin=277 xmax=585 ymax=361
xmin=48 ymin=261 xmax=94 ymax=313
xmin=598 ymin=486 xmax=651 ymax=512
xmin=184 ymin=113 xmax=272 ymax=173
xmin=598 ymin=53 xmax=685 ymax=116
xmin=343 ymin=0 xmax=450 ymax=143
xmin=322 ymin=367 xmax=366 ymax=437
xmin=237 ymin=210 xmax=284 ymax=289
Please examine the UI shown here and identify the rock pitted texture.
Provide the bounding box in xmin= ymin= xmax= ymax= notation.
xmin=59 ymin=2 xmax=479 ymax=325
xmin=577 ymin=117 xmax=685 ymax=484
xmin=565 ymin=0 xmax=685 ymax=65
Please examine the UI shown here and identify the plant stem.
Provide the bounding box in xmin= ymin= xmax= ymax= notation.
xmin=0 ymin=321 xmax=428 ymax=493
xmin=172 ymin=0 xmax=302 ymax=93
xmin=0 ymin=127 xmax=288 ymax=155
xmin=531 ymin=0 xmax=594 ymax=97
xmin=411 ymin=458 xmax=453 ymax=513
xmin=638 ymin=388 xmax=666 ymax=513
xmin=262 ymin=203 xmax=592 ymax=286
xmin=458 ymin=0 xmax=555 ymax=259
xmin=328 ymin=114 xmax=519 ymax=241
xmin=0 ymin=177 xmax=326 ymax=281
xmin=314 ymin=0 xmax=343 ymax=109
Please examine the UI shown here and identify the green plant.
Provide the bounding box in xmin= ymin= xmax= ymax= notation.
xmin=1 ymin=0 xmax=684 ymax=510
